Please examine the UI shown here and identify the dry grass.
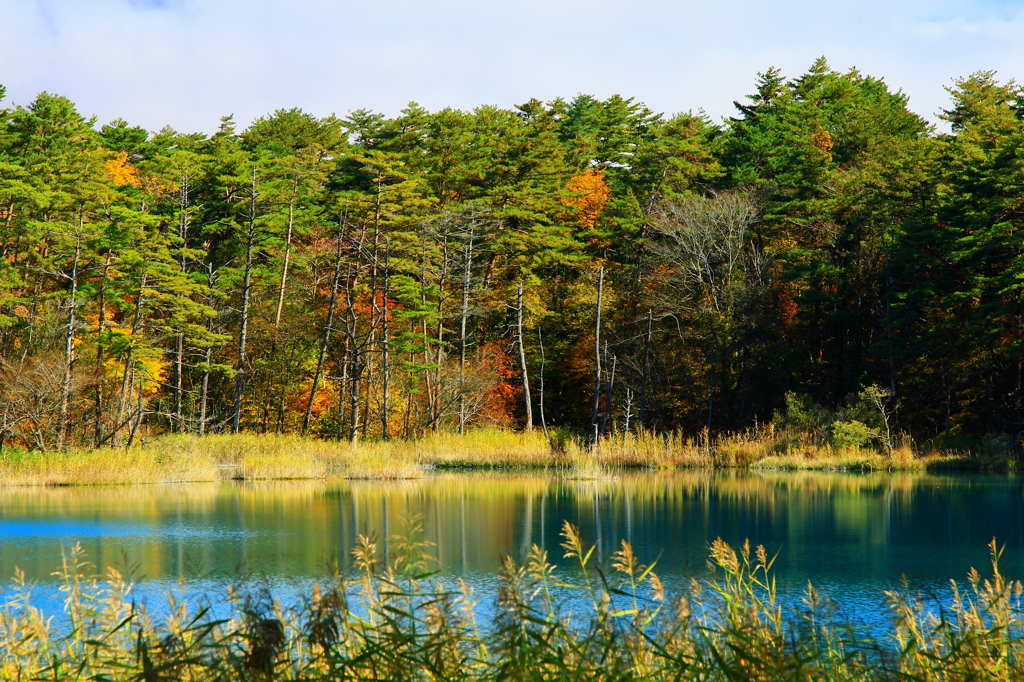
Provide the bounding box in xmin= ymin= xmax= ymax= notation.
xmin=0 ymin=433 xmax=419 ymax=486
xmin=389 ymin=428 xmax=557 ymax=468
xmin=754 ymin=444 xmax=925 ymax=471
xmin=149 ymin=433 xmax=423 ymax=480
xmin=715 ymin=430 xmax=778 ymax=466
xmin=0 ymin=446 xmax=218 ymax=486
xmin=559 ymin=444 xmax=612 ymax=480
xmin=1 ymin=523 xmax=1021 ymax=680
xmin=0 ymin=429 xmax=559 ymax=486
xmin=0 ymin=425 xmax=1008 ymax=487
xmin=585 ymin=430 xmax=709 ymax=467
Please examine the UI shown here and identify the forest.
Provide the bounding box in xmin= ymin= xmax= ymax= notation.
xmin=1 ymin=57 xmax=1022 ymax=452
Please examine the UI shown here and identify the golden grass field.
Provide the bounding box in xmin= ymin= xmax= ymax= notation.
xmin=0 ymin=426 xmax=1003 ymax=486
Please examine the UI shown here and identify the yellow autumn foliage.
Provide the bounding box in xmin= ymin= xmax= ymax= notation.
xmin=564 ymin=168 xmax=610 ymax=230
xmin=105 ymin=152 xmax=141 ymax=187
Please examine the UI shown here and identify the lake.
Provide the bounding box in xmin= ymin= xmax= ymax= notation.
xmin=1 ymin=470 xmax=1021 ymax=627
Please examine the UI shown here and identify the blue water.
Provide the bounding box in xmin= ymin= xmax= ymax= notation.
xmin=0 ymin=471 xmax=1020 ymax=634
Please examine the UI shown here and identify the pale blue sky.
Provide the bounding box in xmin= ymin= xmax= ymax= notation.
xmin=2 ymin=0 xmax=1022 ymax=133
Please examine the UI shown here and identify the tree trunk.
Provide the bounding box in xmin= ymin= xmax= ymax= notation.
xmin=59 ymin=230 xmax=82 ymax=451
xmin=349 ymin=344 xmax=361 ymax=445
xmin=434 ymin=232 xmax=451 ymax=430
xmin=338 ymin=335 xmax=351 ymax=441
xmin=115 ymin=270 xmax=147 ymax=447
xmin=94 ymin=254 xmax=112 ymax=447
xmin=885 ymin=249 xmax=897 ymax=395
xmin=601 ymin=346 xmax=616 ymax=437
xmin=303 ymin=213 xmax=345 ymax=437
xmin=516 ymin=282 xmax=532 ymax=431
xmin=172 ymin=173 xmax=192 ymax=432
xmin=418 ymin=248 xmax=436 ymax=430
xmin=640 ymin=309 xmax=651 ymax=428
xmin=198 ymin=262 xmax=215 ymax=436
xmin=944 ymin=392 xmax=952 ymax=449
xmin=275 ymin=193 xmax=296 ymax=328
xmin=173 ymin=334 xmax=184 ymax=432
xmin=537 ymin=325 xmax=549 ymax=443
xmin=705 ymin=348 xmax=715 ymax=451
xmin=458 ymin=235 xmax=474 ymax=434
xmin=589 ymin=266 xmax=604 ymax=445
xmin=380 ymin=238 xmax=391 ymax=440
xmin=366 ymin=236 xmax=379 ymax=435
xmin=231 ymin=166 xmax=258 ymax=434
xmin=341 ymin=236 xmax=364 ymax=444
xmin=126 ymin=373 xmax=144 ymax=447
xmin=624 ymin=387 xmax=634 ymax=435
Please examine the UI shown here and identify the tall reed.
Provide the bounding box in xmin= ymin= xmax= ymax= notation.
xmin=0 ymin=523 xmax=1021 ymax=680
xmin=0 ymin=425 xmax=1007 ymax=488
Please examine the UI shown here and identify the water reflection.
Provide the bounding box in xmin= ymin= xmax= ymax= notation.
xmin=0 ymin=471 xmax=1021 ymax=600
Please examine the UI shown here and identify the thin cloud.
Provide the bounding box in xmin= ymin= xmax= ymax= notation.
xmin=1 ymin=0 xmax=1020 ymax=133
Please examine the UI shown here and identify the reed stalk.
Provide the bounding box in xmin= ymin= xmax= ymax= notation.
xmin=0 ymin=426 xmax=1009 ymax=488
xmin=0 ymin=522 xmax=1021 ymax=680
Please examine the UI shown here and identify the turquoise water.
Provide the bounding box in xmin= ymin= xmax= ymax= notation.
xmin=0 ymin=470 xmax=1020 ymax=625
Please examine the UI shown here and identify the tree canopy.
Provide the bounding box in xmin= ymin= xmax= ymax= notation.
xmin=1 ymin=60 xmax=1022 ymax=449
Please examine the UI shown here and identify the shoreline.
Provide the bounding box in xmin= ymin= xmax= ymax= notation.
xmin=0 ymin=429 xmax=1015 ymax=487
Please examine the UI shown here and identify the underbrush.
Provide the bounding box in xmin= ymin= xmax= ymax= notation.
xmin=1 ymin=523 xmax=1021 ymax=680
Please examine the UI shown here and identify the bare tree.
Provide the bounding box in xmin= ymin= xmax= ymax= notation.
xmin=648 ymin=191 xmax=757 ymax=317
xmin=648 ymin=191 xmax=759 ymax=437
xmin=589 ymin=266 xmax=604 ymax=446
xmin=1 ymin=354 xmax=86 ymax=451
xmin=59 ymin=226 xmax=83 ymax=451
xmin=623 ymin=386 xmax=635 ymax=435
xmin=458 ymin=232 xmax=475 ymax=435
xmin=537 ymin=325 xmax=550 ymax=442
xmin=862 ymin=384 xmax=897 ymax=459
xmin=418 ymin=205 xmax=494 ymax=434
xmin=601 ymin=343 xmax=616 ymax=437
xmin=420 ymin=347 xmax=513 ymax=430
xmin=515 ymin=282 xmax=532 ymax=431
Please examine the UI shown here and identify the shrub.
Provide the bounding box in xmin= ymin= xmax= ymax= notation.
xmin=830 ymin=420 xmax=877 ymax=449
xmin=778 ymin=392 xmax=832 ymax=444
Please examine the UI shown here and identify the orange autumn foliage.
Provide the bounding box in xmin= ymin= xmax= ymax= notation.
xmin=105 ymin=152 xmax=141 ymax=187
xmin=350 ymin=290 xmax=397 ymax=324
xmin=564 ymin=168 xmax=610 ymax=230
xmin=477 ymin=341 xmax=518 ymax=426
xmin=811 ymin=129 xmax=834 ymax=161
xmin=777 ymin=291 xmax=799 ymax=326
xmin=289 ymin=380 xmax=336 ymax=419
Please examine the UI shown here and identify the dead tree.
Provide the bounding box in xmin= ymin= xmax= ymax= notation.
xmin=59 ymin=227 xmax=82 ymax=451
xmin=537 ymin=325 xmax=549 ymax=442
xmin=515 ymin=282 xmax=533 ymax=431
xmin=589 ymin=266 xmax=604 ymax=446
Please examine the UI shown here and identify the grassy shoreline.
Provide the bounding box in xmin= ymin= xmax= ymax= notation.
xmin=0 ymin=428 xmax=1013 ymax=486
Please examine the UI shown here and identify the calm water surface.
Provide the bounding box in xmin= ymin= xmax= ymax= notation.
xmin=0 ymin=470 xmax=1022 ymax=623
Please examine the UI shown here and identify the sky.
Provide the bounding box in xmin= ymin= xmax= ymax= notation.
xmin=1 ymin=0 xmax=1022 ymax=134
